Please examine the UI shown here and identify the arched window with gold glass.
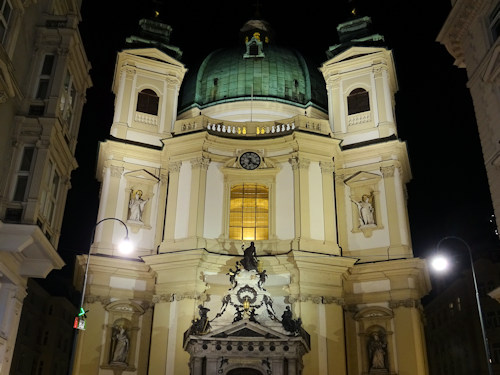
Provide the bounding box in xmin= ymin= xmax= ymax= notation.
xmin=229 ymin=183 xmax=269 ymax=241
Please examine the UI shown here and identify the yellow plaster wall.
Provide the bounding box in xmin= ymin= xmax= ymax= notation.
xmin=393 ymin=307 xmax=429 ymax=375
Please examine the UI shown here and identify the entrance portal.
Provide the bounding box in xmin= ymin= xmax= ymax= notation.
xmin=227 ymin=369 xmax=262 ymax=375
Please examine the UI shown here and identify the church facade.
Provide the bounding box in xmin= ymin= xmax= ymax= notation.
xmin=72 ymin=14 xmax=431 ymax=375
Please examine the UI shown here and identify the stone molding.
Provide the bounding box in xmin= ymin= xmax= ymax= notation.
xmin=288 ymin=295 xmax=344 ymax=305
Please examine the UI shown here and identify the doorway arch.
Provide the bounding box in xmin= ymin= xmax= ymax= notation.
xmin=227 ymin=369 xmax=263 ymax=375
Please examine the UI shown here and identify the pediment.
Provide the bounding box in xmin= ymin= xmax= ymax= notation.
xmin=105 ymin=300 xmax=145 ymax=314
xmin=124 ymin=169 xmax=160 ymax=182
xmin=196 ymin=321 xmax=288 ymax=341
xmin=344 ymin=171 xmax=381 ymax=186
xmin=322 ymin=46 xmax=387 ymax=67
xmin=122 ymin=48 xmax=186 ymax=69
xmin=353 ymin=306 xmax=393 ymax=321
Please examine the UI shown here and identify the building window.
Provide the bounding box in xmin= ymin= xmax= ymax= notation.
xmin=13 ymin=146 xmax=35 ymax=201
xmin=136 ymin=89 xmax=159 ymax=115
xmin=229 ymin=183 xmax=269 ymax=241
xmin=40 ymin=159 xmax=61 ymax=226
xmin=0 ymin=0 xmax=11 ymax=43
xmin=493 ymin=342 xmax=500 ymax=363
xmin=347 ymin=88 xmax=370 ymax=115
xmin=59 ymin=69 xmax=77 ymax=127
xmin=35 ymin=54 xmax=55 ymax=99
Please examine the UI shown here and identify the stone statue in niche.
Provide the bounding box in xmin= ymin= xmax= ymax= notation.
xmin=128 ymin=189 xmax=148 ymax=222
xmin=367 ymin=331 xmax=387 ymax=371
xmin=110 ymin=326 xmax=129 ymax=364
xmin=352 ymin=193 xmax=376 ymax=228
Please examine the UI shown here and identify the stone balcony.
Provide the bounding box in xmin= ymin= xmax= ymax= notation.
xmin=173 ymin=115 xmax=330 ymax=138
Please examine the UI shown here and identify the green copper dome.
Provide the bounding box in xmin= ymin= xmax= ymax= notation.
xmin=178 ymin=43 xmax=328 ymax=113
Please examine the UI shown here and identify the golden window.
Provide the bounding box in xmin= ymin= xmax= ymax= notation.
xmin=229 ymin=183 xmax=268 ymax=241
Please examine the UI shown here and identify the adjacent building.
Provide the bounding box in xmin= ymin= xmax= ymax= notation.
xmin=425 ymin=257 xmax=500 ymax=375
xmin=9 ymin=279 xmax=75 ymax=375
xmin=437 ymin=0 xmax=500 ymax=237
xmin=0 ymin=0 xmax=91 ymax=373
xmin=72 ymin=12 xmax=430 ymax=375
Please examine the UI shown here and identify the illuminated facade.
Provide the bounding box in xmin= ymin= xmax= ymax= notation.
xmin=0 ymin=0 xmax=91 ymax=374
xmin=73 ymin=14 xmax=430 ymax=375
xmin=437 ymin=0 xmax=500 ymax=237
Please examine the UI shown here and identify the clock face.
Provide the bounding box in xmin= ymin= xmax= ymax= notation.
xmin=239 ymin=152 xmax=261 ymax=170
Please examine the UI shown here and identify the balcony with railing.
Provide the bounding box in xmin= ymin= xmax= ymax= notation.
xmin=173 ymin=115 xmax=330 ymax=138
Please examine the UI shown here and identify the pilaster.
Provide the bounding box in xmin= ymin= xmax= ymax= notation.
xmin=291 ymin=157 xmax=311 ymax=245
xmin=390 ymin=302 xmax=429 ymax=375
xmin=380 ymin=164 xmax=408 ymax=257
xmin=162 ymin=162 xmax=181 ymax=250
xmin=319 ymin=161 xmax=339 ymax=253
xmin=144 ymin=250 xmax=208 ymax=375
xmin=291 ymin=251 xmax=355 ymax=375
xmin=94 ymin=163 xmax=124 ymax=255
xmin=188 ymin=157 xmax=209 ymax=240
xmin=334 ymin=172 xmax=348 ymax=251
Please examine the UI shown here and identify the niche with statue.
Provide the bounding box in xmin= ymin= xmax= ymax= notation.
xmin=123 ymin=169 xmax=159 ymax=231
xmin=344 ymin=171 xmax=383 ymax=237
xmin=100 ymin=301 xmax=147 ymax=373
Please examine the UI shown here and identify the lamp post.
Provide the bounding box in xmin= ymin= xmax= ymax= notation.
xmin=430 ymin=236 xmax=493 ymax=375
xmin=68 ymin=217 xmax=132 ymax=374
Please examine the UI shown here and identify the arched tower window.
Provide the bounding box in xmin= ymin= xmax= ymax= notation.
xmin=136 ymin=89 xmax=159 ymax=115
xmin=347 ymin=88 xmax=370 ymax=115
xmin=229 ymin=183 xmax=268 ymax=241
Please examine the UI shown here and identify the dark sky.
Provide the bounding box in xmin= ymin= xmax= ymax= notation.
xmin=56 ymin=0 xmax=499 ymax=281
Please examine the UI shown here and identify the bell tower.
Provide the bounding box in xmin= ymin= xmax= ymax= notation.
xmin=110 ymin=14 xmax=187 ymax=145
xmin=321 ymin=16 xmax=398 ymax=146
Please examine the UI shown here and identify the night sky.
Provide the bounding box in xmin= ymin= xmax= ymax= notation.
xmin=54 ymin=0 xmax=499 ymax=287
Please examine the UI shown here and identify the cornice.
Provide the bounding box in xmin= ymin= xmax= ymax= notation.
xmin=437 ymin=0 xmax=487 ymax=67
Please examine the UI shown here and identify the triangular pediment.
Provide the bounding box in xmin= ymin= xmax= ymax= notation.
xmin=344 ymin=171 xmax=381 ymax=186
xmin=193 ymin=321 xmax=289 ymax=342
xmin=121 ymin=48 xmax=185 ymax=68
xmin=124 ymin=169 xmax=160 ymax=182
xmin=322 ymin=46 xmax=387 ymax=66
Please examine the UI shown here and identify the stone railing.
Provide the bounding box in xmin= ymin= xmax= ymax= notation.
xmin=135 ymin=112 xmax=158 ymax=126
xmin=347 ymin=111 xmax=371 ymax=126
xmin=174 ymin=115 xmax=330 ymax=137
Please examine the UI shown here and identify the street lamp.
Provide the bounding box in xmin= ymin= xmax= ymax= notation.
xmin=69 ymin=217 xmax=133 ymax=374
xmin=430 ymin=236 xmax=493 ymax=375
xmin=77 ymin=217 xmax=132 ymax=319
